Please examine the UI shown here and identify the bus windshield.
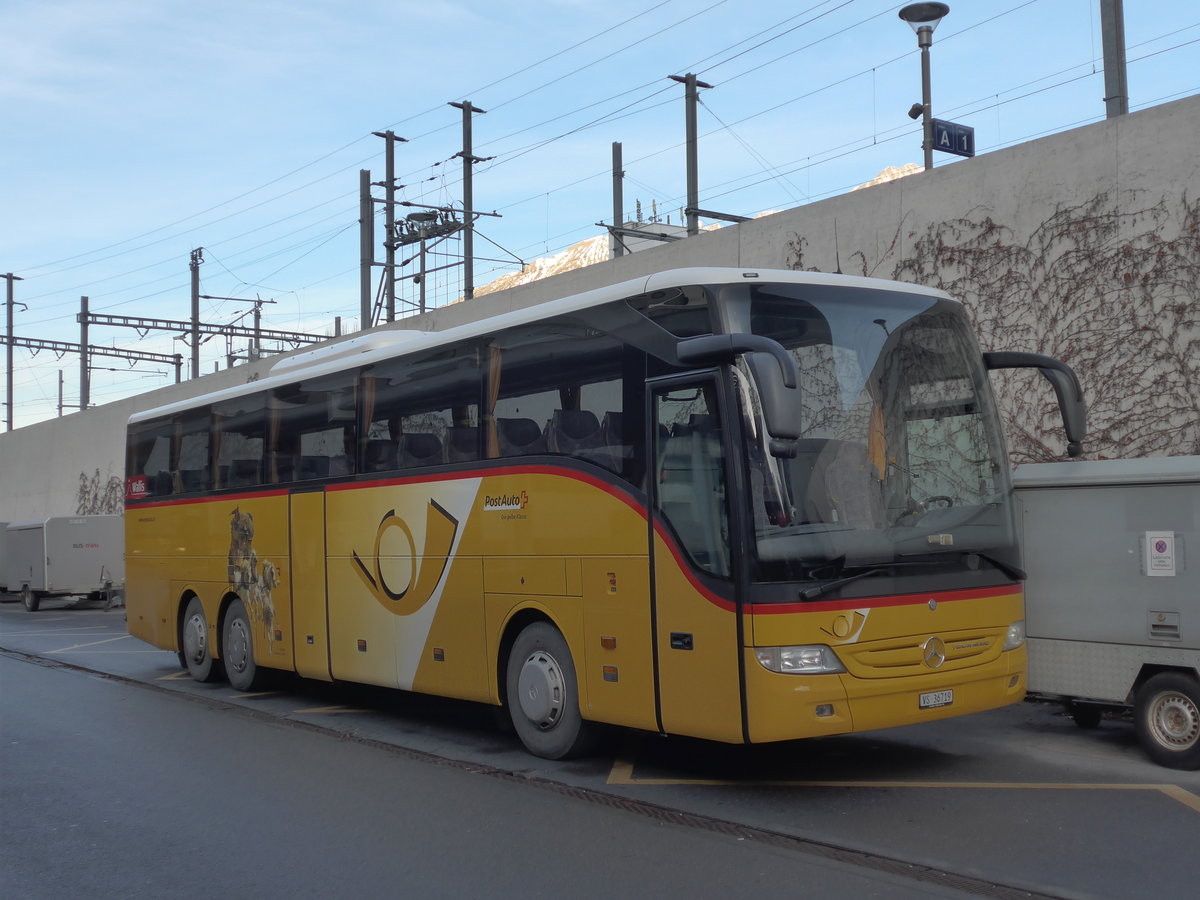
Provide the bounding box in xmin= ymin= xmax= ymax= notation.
xmin=724 ymin=282 xmax=1015 ymax=585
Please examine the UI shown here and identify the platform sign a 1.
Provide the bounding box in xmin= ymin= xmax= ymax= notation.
xmin=932 ymin=118 xmax=975 ymax=158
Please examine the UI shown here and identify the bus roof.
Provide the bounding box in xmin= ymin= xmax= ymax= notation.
xmin=129 ymin=267 xmax=953 ymax=425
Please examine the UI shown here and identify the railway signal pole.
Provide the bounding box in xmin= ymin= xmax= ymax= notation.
xmin=670 ymin=74 xmax=713 ymax=236
xmin=4 ymin=272 xmax=25 ymax=431
xmin=450 ymin=101 xmax=487 ymax=300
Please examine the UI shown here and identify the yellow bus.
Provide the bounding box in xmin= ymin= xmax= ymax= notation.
xmin=124 ymin=267 xmax=1085 ymax=758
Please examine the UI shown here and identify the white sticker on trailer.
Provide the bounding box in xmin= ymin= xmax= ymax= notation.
xmin=1143 ymin=531 xmax=1176 ymax=577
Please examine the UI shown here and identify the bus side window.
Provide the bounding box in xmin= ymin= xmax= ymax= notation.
xmin=272 ymin=373 xmax=357 ymax=483
xmin=487 ymin=322 xmax=630 ymax=477
xmin=362 ymin=345 xmax=481 ymax=469
xmin=213 ymin=393 xmax=266 ymax=491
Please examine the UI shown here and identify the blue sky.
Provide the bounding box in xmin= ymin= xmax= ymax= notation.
xmin=3 ymin=0 xmax=1197 ymax=428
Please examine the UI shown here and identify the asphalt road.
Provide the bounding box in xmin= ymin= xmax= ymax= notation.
xmin=2 ymin=597 xmax=1198 ymax=899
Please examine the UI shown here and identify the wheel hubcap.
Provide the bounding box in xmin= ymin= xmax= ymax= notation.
xmin=517 ymin=650 xmax=565 ymax=730
xmin=1150 ymin=692 xmax=1200 ymax=749
xmin=183 ymin=613 xmax=206 ymax=664
xmin=227 ymin=619 xmax=249 ymax=675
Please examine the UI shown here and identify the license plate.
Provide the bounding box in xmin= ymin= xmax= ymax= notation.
xmin=920 ymin=689 xmax=954 ymax=709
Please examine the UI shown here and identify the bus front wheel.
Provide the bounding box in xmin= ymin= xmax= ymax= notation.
xmin=222 ymin=598 xmax=259 ymax=692
xmin=506 ymin=622 xmax=595 ymax=760
xmin=1135 ymin=672 xmax=1200 ymax=770
xmin=181 ymin=597 xmax=221 ymax=683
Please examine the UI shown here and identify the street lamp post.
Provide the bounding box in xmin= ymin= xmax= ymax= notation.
xmin=899 ymin=3 xmax=950 ymax=171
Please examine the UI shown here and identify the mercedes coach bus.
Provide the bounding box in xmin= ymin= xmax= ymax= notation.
xmin=124 ymin=267 xmax=1085 ymax=758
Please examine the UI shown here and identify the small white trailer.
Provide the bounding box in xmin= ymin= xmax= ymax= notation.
xmin=0 ymin=521 xmax=8 ymax=594
xmin=5 ymin=516 xmax=124 ymax=612
xmin=1015 ymin=456 xmax=1199 ymax=769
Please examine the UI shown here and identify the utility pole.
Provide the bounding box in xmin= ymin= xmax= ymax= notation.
xmin=359 ymin=169 xmax=374 ymax=330
xmin=199 ymin=295 xmax=277 ymax=363
xmin=79 ymin=296 xmax=90 ymax=410
xmin=450 ymin=101 xmax=487 ymax=300
xmin=1101 ymin=0 xmax=1129 ymax=118
xmin=4 ymin=272 xmax=24 ymax=431
xmin=669 ymin=74 xmax=713 ymax=236
xmin=189 ymin=248 xmax=203 ymax=378
xmin=372 ymin=131 xmax=409 ymax=322
xmin=612 ymin=143 xmax=625 ymax=259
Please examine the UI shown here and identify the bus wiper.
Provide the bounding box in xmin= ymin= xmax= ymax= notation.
xmin=970 ymin=551 xmax=1026 ymax=582
xmin=900 ymin=549 xmax=1027 ymax=582
xmin=798 ymin=567 xmax=889 ymax=601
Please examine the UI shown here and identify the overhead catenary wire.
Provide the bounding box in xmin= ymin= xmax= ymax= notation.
xmin=6 ymin=1 xmax=1199 ymax=421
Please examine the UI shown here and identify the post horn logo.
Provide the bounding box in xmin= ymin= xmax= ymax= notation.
xmin=352 ymin=500 xmax=459 ymax=616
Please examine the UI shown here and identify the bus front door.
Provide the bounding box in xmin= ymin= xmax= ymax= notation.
xmin=650 ymin=379 xmax=744 ymax=743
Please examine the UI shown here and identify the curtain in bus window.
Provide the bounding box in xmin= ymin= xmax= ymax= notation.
xmin=487 ymin=345 xmax=502 ymax=458
xmin=267 ymin=403 xmax=283 ymax=483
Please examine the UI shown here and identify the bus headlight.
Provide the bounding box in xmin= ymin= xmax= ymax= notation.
xmin=755 ymin=645 xmax=846 ymax=674
xmin=1002 ymin=620 xmax=1026 ymax=651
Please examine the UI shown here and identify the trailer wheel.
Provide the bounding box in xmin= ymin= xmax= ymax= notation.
xmin=22 ymin=586 xmax=40 ymax=612
xmin=505 ymin=622 xmax=595 ymax=760
xmin=222 ymin=598 xmax=259 ymax=692
xmin=1069 ymin=702 xmax=1103 ymax=729
xmin=181 ymin=597 xmax=221 ymax=683
xmin=1135 ymin=672 xmax=1200 ymax=770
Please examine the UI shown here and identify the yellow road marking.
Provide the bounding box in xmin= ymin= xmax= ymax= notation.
xmin=607 ymin=747 xmax=1200 ymax=813
xmin=157 ymin=670 xmax=193 ymax=681
xmin=293 ymin=705 xmax=372 ymax=715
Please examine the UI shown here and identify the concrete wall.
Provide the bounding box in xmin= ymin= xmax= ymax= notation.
xmin=2 ymin=95 xmax=1196 ymax=521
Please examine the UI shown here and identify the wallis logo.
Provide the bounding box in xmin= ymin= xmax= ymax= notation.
xmin=351 ymin=500 xmax=460 ymax=616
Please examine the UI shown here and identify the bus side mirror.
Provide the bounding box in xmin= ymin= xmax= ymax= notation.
xmin=676 ymin=333 xmax=803 ymax=446
xmin=676 ymin=334 xmax=797 ymax=388
xmin=984 ymin=351 xmax=1087 ymax=458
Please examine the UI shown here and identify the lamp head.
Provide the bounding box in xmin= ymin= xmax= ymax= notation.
xmin=899 ymin=2 xmax=949 ymax=34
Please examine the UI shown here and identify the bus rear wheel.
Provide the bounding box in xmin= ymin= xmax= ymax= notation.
xmin=1135 ymin=672 xmax=1200 ymax=770
xmin=222 ymin=598 xmax=259 ymax=692
xmin=181 ymin=597 xmax=221 ymax=683
xmin=506 ymin=622 xmax=595 ymax=760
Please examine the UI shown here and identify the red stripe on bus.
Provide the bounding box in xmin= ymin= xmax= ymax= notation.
xmin=747 ymin=583 xmax=1020 ymax=616
xmin=124 ymin=466 xmax=1014 ymax=617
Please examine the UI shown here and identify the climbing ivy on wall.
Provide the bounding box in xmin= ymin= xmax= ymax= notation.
xmin=76 ymin=468 xmax=124 ymax=515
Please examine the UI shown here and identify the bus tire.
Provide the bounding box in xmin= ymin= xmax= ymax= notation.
xmin=1135 ymin=672 xmax=1200 ymax=770
xmin=181 ymin=596 xmax=221 ymax=683
xmin=506 ymin=622 xmax=595 ymax=760
xmin=222 ymin=598 xmax=259 ymax=692
xmin=22 ymin=586 xmax=40 ymax=612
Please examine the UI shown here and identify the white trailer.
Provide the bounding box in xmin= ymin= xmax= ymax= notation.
xmin=5 ymin=516 xmax=124 ymax=612
xmin=1015 ymin=456 xmax=1199 ymax=769
xmin=0 ymin=521 xmax=8 ymax=594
